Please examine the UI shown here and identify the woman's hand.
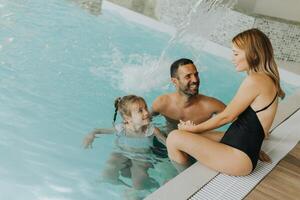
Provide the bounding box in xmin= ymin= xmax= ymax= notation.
xmin=178 ymin=120 xmax=197 ymax=132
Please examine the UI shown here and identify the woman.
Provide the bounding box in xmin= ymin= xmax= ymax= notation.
xmin=166 ymin=28 xmax=285 ymax=176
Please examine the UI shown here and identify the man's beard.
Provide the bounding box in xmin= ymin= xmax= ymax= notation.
xmin=180 ymin=82 xmax=199 ymax=97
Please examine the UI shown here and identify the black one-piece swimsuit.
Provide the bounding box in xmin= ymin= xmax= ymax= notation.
xmin=220 ymin=94 xmax=277 ymax=170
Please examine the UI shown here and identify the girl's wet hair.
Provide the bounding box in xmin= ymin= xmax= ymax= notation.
xmin=113 ymin=95 xmax=147 ymax=124
xmin=113 ymin=97 xmax=122 ymax=124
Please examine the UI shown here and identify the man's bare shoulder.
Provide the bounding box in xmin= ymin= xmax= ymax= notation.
xmin=199 ymin=94 xmax=226 ymax=111
xmin=206 ymin=95 xmax=224 ymax=104
xmin=152 ymin=93 xmax=175 ymax=112
xmin=153 ymin=93 xmax=174 ymax=106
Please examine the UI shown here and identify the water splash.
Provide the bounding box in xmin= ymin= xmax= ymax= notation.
xmin=158 ymin=0 xmax=237 ymax=63
xmin=117 ymin=56 xmax=172 ymax=94
xmin=89 ymin=47 xmax=172 ymax=94
xmin=108 ymin=0 xmax=238 ymax=95
xmin=90 ymin=0 xmax=237 ymax=94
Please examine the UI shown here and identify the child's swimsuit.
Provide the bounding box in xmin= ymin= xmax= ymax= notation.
xmin=220 ymin=93 xmax=277 ymax=170
xmin=115 ymin=123 xmax=155 ymax=150
xmin=114 ymin=123 xmax=168 ymax=158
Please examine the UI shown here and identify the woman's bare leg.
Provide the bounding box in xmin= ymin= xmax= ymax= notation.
xmin=169 ymin=130 xmax=224 ymax=173
xmin=200 ymin=131 xmax=224 ymax=142
xmin=166 ymin=130 xmax=252 ymax=176
xmin=200 ymin=131 xmax=271 ymax=162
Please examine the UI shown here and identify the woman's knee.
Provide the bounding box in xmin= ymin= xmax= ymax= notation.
xmin=166 ymin=130 xmax=182 ymax=148
xmin=166 ymin=130 xmax=189 ymax=164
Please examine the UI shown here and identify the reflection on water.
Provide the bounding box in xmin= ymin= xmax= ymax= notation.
xmin=107 ymin=0 xmax=157 ymax=19
xmin=70 ymin=0 xmax=103 ymax=15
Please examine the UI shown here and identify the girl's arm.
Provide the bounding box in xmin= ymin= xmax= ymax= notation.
xmin=179 ymin=76 xmax=259 ymax=133
xmin=82 ymin=128 xmax=115 ymax=149
xmin=153 ymin=127 xmax=167 ymax=145
xmin=92 ymin=128 xmax=115 ymax=134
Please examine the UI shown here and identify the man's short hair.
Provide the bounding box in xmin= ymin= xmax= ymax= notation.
xmin=170 ymin=58 xmax=194 ymax=78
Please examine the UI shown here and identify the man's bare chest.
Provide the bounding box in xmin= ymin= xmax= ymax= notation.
xmin=164 ymin=105 xmax=211 ymax=124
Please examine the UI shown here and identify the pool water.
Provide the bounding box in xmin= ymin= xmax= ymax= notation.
xmin=0 ymin=0 xmax=295 ymax=199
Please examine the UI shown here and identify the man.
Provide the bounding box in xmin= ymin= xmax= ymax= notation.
xmin=152 ymin=58 xmax=226 ymax=132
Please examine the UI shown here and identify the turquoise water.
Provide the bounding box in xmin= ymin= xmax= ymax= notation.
xmin=0 ymin=0 xmax=295 ymax=200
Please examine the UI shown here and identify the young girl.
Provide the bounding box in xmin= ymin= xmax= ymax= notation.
xmin=167 ymin=28 xmax=279 ymax=176
xmin=82 ymin=95 xmax=167 ymax=190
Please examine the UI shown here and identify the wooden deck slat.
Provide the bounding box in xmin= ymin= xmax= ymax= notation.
xmin=245 ymin=142 xmax=300 ymax=200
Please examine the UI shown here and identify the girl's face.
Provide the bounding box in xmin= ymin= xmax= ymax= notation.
xmin=128 ymin=102 xmax=150 ymax=127
xmin=232 ymin=44 xmax=249 ymax=72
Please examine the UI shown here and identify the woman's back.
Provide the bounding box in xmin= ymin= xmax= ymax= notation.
xmin=248 ymin=73 xmax=278 ymax=137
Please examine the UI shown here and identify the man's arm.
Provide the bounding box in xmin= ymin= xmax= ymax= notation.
xmin=209 ymin=97 xmax=226 ymax=115
xmin=151 ymin=95 xmax=168 ymax=117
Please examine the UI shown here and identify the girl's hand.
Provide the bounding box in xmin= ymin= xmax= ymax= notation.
xmin=82 ymin=132 xmax=97 ymax=149
xmin=178 ymin=120 xmax=197 ymax=132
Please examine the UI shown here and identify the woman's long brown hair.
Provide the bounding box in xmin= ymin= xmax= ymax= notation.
xmin=232 ymin=28 xmax=285 ymax=99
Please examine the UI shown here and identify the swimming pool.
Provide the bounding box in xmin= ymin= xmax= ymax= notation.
xmin=0 ymin=0 xmax=296 ymax=200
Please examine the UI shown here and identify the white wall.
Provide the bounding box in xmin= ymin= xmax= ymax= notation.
xmin=235 ymin=0 xmax=300 ymax=22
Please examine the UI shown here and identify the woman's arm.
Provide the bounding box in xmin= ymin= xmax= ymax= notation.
xmin=179 ymin=76 xmax=259 ymax=133
xmin=82 ymin=128 xmax=115 ymax=149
